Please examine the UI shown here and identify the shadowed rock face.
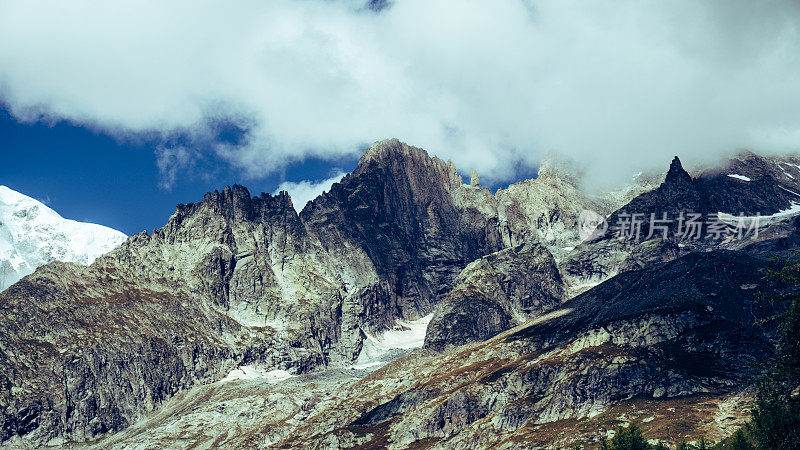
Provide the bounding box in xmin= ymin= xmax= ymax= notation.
xmin=424 ymin=243 xmax=565 ymax=352
xmin=596 ymin=157 xmax=704 ymax=242
xmin=301 ymin=139 xmax=505 ymax=319
xmin=597 ymin=153 xmax=800 ymax=242
xmin=694 ymin=152 xmax=800 ymax=216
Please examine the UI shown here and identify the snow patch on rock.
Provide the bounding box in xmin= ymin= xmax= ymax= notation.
xmin=372 ymin=314 xmax=433 ymax=350
xmin=718 ymin=203 xmax=800 ymax=228
xmin=220 ymin=366 xmax=296 ymax=383
xmin=352 ymin=314 xmax=433 ymax=369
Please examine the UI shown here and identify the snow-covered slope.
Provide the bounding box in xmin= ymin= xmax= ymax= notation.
xmin=0 ymin=186 xmax=126 ymax=291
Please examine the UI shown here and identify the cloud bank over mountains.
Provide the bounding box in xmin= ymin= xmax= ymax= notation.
xmin=1 ymin=0 xmax=799 ymax=188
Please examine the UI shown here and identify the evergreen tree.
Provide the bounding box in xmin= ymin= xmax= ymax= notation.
xmin=748 ymin=253 xmax=800 ymax=448
xmin=600 ymin=424 xmax=650 ymax=450
xmin=727 ymin=429 xmax=754 ymax=450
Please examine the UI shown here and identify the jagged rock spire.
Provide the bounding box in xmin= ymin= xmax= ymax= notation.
xmin=470 ymin=169 xmax=480 ymax=187
xmin=665 ymin=156 xmax=692 ymax=185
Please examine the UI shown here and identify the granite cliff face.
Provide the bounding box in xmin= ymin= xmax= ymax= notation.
xmin=301 ymin=139 xmax=505 ymax=324
xmin=0 ymin=139 xmax=611 ymax=445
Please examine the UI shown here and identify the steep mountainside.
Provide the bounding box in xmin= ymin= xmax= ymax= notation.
xmin=694 ymin=151 xmax=800 ymax=215
xmin=276 ymin=251 xmax=777 ymax=449
xmin=95 ymin=249 xmax=779 ymax=449
xmin=0 ymin=186 xmax=125 ymax=292
xmin=301 ymin=140 xmax=505 ymax=323
xmin=0 ymin=139 xmax=614 ymax=446
xmin=4 ymin=141 xmax=793 ymax=448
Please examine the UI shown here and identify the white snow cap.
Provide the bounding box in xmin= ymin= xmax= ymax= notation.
xmin=0 ymin=186 xmax=126 ymax=291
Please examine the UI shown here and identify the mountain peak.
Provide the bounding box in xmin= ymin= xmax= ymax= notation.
xmin=358 ymin=138 xmax=404 ymax=165
xmin=0 ymin=186 xmax=126 ymax=292
xmin=665 ymin=156 xmax=692 ymax=185
xmin=352 ymin=138 xmax=463 ymax=190
xmin=535 ymin=154 xmax=584 ymax=186
xmin=669 ymin=156 xmax=682 ymax=170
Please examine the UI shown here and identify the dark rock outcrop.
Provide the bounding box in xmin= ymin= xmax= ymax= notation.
xmin=424 ymin=243 xmax=564 ymax=351
xmin=595 ymin=153 xmax=800 ymax=242
xmin=301 ymin=139 xmax=505 ymax=320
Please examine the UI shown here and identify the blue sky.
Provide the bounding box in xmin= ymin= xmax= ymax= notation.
xmin=0 ymin=107 xmax=358 ymax=235
xmin=0 ymin=106 xmax=537 ymax=235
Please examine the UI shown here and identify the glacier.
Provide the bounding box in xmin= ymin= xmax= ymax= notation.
xmin=0 ymin=186 xmax=126 ymax=291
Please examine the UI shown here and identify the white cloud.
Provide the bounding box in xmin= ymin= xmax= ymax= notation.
xmin=275 ymin=171 xmax=347 ymax=212
xmin=1 ymin=0 xmax=800 ymax=189
xmin=155 ymin=146 xmax=197 ymax=190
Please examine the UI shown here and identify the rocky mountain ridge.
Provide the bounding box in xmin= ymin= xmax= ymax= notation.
xmin=558 ymin=151 xmax=800 ymax=296
xmin=1 ymin=141 xmax=798 ymax=447
xmin=593 ymin=152 xmax=800 ymax=243
xmin=0 ymin=139 xmax=619 ymax=446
